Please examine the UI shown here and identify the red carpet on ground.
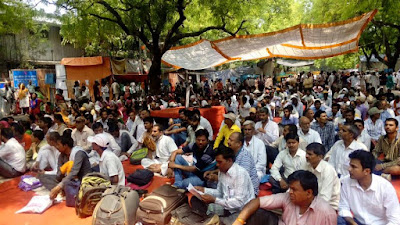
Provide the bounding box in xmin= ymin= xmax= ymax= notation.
xmin=0 ymin=160 xmax=398 ymax=225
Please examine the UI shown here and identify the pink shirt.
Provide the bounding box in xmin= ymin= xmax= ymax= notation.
xmin=259 ymin=193 xmax=337 ymax=225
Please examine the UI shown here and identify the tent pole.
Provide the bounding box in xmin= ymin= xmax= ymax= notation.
xmin=185 ymin=70 xmax=190 ymax=108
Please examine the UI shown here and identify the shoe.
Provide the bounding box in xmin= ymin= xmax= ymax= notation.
xmin=381 ymin=173 xmax=392 ymax=181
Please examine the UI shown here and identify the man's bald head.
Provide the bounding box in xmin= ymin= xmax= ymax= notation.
xmin=228 ymin=132 xmax=244 ymax=152
xmin=300 ymin=116 xmax=310 ymax=124
xmin=299 ymin=116 xmax=311 ymax=133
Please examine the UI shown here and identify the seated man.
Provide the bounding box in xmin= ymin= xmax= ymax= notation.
xmin=298 ymin=116 xmax=322 ymax=146
xmin=92 ymin=122 xmax=121 ymax=156
xmin=373 ymin=118 xmax=400 ymax=177
xmin=327 ymin=123 xmax=367 ymax=177
xmin=280 ymin=105 xmax=298 ymax=125
xmin=354 ymin=119 xmax=371 ymax=151
xmin=0 ymin=128 xmax=26 ymax=178
xmin=182 ymin=113 xmax=204 ymax=147
xmin=232 ymin=170 xmax=337 ymax=225
xmin=338 ymin=150 xmax=400 ymax=225
xmin=214 ymin=112 xmax=241 ymax=149
xmin=108 ymin=121 xmax=138 ymax=159
xmin=242 ymin=120 xmax=267 ymax=180
xmin=269 ymin=124 xmax=308 ymax=162
xmin=71 ymin=116 xmax=97 ymax=166
xmin=164 ymin=109 xmax=188 ymax=147
xmin=305 ymin=143 xmax=340 ymax=210
xmin=193 ymin=147 xmax=255 ymax=225
xmin=32 ymin=131 xmax=60 ymax=175
xmin=228 ymin=132 xmax=259 ymax=195
xmin=88 ymin=133 xmax=125 ymax=186
xmin=138 ymin=116 xmax=154 ymax=146
xmin=269 ymin=133 xmax=307 ymax=193
xmin=169 ymin=129 xmax=215 ymax=188
xmin=141 ymin=124 xmax=177 ymax=176
xmin=255 ymin=107 xmax=279 ymax=146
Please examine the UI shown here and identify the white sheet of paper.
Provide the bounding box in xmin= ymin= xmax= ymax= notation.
xmin=188 ymin=183 xmax=204 ymax=199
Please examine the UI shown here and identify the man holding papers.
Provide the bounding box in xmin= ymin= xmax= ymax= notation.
xmin=193 ymin=147 xmax=255 ymax=225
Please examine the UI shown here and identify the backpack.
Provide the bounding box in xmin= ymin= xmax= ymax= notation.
xmin=129 ymin=148 xmax=148 ymax=165
xmin=136 ymin=185 xmax=187 ymax=225
xmin=127 ymin=169 xmax=154 ymax=186
xmin=75 ymin=172 xmax=111 ymax=218
xmin=92 ymin=185 xmax=140 ymax=225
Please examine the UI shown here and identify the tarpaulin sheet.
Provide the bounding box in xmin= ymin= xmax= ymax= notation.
xmin=162 ymin=10 xmax=377 ymax=70
xmin=61 ymin=56 xmax=103 ymax=66
xmin=276 ymin=59 xmax=314 ymax=67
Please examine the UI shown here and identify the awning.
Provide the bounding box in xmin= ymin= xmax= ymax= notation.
xmin=162 ymin=10 xmax=377 ymax=70
xmin=61 ymin=56 xmax=103 ymax=66
xmin=276 ymin=59 xmax=314 ymax=67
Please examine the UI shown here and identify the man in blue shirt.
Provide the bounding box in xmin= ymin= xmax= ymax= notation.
xmin=228 ymin=132 xmax=259 ymax=195
xmin=168 ymin=129 xmax=216 ymax=188
xmin=281 ymin=105 xmax=298 ymax=126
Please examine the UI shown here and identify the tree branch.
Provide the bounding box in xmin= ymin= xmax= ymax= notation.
xmin=372 ymin=20 xmax=400 ymax=30
xmin=89 ymin=13 xmax=118 ymax=24
xmin=162 ymin=0 xmax=186 ymax=52
xmin=96 ymin=0 xmax=130 ymax=34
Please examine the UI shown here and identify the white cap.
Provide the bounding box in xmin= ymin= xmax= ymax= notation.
xmin=87 ymin=133 xmax=110 ymax=148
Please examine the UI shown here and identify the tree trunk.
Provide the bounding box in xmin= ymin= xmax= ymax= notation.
xmin=386 ymin=57 xmax=398 ymax=70
xmin=148 ymin=53 xmax=162 ymax=94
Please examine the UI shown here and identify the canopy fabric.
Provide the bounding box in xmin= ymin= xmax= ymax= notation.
xmin=162 ymin=10 xmax=377 ymax=70
xmin=276 ymin=59 xmax=314 ymax=67
xmin=61 ymin=56 xmax=103 ymax=66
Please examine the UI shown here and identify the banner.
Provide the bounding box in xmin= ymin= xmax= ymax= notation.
xmin=12 ymin=70 xmax=38 ymax=89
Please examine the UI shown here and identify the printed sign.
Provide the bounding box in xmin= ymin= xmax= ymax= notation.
xmin=12 ymin=70 xmax=38 ymax=89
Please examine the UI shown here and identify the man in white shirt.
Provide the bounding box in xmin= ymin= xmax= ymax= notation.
xmin=193 ymin=147 xmax=255 ymax=225
xmin=338 ymin=150 xmax=400 ymax=225
xmin=270 ymin=133 xmax=307 ymax=193
xmin=305 ymin=142 xmax=340 ymax=210
xmin=72 ymin=116 xmax=97 ymax=166
xmin=354 ymin=119 xmax=371 ymax=151
xmin=98 ymin=109 xmax=109 ymax=132
xmin=365 ymin=107 xmax=385 ymax=144
xmin=88 ymin=133 xmax=125 ymax=186
xmin=255 ymin=107 xmax=279 ymax=146
xmin=327 ymin=123 xmax=368 ymax=176
xmin=33 ymin=131 xmax=60 ymax=175
xmin=193 ymin=109 xmax=213 ymax=141
xmin=135 ymin=109 xmax=150 ymax=141
xmin=298 ymin=117 xmax=322 ymax=145
xmin=0 ymin=128 xmax=26 ymax=177
xmin=72 ymin=116 xmax=95 ymax=151
xmin=108 ymin=122 xmax=138 ymax=159
xmin=126 ymin=110 xmax=141 ymax=136
xmin=92 ymin=122 xmax=121 ymax=156
xmin=141 ymin=124 xmax=177 ymax=176
xmin=242 ymin=120 xmax=267 ymax=180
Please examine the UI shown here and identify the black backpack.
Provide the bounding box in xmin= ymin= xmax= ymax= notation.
xmin=127 ymin=169 xmax=154 ymax=186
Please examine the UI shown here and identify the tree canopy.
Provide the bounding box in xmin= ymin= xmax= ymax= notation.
xmin=47 ymin=0 xmax=400 ymax=89
xmin=53 ymin=0 xmax=303 ymax=91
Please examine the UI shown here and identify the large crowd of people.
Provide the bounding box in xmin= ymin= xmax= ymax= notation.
xmin=1 ymin=70 xmax=400 ymax=224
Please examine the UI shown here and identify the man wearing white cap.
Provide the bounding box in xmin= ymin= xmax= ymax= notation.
xmin=88 ymin=133 xmax=125 ymax=186
xmin=365 ymin=107 xmax=385 ymax=145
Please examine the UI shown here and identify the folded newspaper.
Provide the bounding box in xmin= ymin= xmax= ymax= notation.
xmin=16 ymin=195 xmax=58 ymax=214
xmin=187 ymin=183 xmax=204 ymax=199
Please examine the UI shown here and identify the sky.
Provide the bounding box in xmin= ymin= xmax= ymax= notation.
xmin=25 ymin=0 xmax=59 ymax=14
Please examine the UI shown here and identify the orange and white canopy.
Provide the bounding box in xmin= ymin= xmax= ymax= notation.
xmin=162 ymin=10 xmax=377 ymax=70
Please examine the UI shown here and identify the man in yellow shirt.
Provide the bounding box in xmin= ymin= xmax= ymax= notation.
xmin=214 ymin=113 xmax=241 ymax=149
